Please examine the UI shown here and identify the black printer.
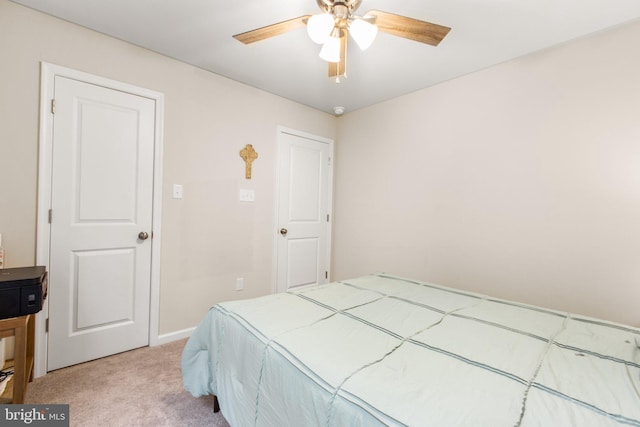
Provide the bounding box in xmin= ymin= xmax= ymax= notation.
xmin=0 ymin=266 xmax=47 ymax=320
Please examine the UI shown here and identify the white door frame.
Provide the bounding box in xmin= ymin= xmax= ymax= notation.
xmin=35 ymin=62 xmax=164 ymax=377
xmin=272 ymin=126 xmax=334 ymax=293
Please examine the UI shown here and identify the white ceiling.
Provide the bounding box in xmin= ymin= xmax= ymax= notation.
xmin=11 ymin=0 xmax=640 ymax=115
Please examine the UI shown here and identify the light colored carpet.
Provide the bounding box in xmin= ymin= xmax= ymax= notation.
xmin=25 ymin=339 xmax=230 ymax=427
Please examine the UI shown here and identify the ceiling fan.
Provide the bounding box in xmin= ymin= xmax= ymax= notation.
xmin=233 ymin=0 xmax=451 ymax=82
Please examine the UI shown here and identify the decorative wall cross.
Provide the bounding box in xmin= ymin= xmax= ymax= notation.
xmin=239 ymin=144 xmax=259 ymax=179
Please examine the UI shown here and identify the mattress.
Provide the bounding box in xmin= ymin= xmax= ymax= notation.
xmin=182 ymin=274 xmax=640 ymax=426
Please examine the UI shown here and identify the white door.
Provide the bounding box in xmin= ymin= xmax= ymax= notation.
xmin=47 ymin=76 xmax=156 ymax=371
xmin=276 ymin=128 xmax=333 ymax=292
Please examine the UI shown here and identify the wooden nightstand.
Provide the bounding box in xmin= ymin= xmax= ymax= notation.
xmin=0 ymin=314 xmax=35 ymax=404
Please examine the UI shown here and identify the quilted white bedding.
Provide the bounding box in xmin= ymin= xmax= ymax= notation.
xmin=182 ymin=274 xmax=640 ymax=426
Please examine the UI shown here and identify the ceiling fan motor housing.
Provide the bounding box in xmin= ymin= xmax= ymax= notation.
xmin=316 ymin=0 xmax=362 ymax=17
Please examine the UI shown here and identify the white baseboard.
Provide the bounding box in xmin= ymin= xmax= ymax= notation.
xmin=153 ymin=327 xmax=196 ymax=346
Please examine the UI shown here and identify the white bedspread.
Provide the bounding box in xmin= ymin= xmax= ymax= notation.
xmin=182 ymin=274 xmax=640 ymax=426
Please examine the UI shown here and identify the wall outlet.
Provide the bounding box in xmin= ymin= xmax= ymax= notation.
xmin=236 ymin=277 xmax=244 ymax=291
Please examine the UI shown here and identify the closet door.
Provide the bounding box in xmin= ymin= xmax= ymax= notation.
xmin=276 ymin=128 xmax=333 ymax=292
xmin=47 ymin=75 xmax=156 ymax=370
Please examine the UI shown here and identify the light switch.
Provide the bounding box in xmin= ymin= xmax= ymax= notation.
xmin=172 ymin=184 xmax=183 ymax=199
xmin=239 ymin=189 xmax=255 ymax=202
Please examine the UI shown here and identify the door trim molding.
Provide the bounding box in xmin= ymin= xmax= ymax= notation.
xmin=272 ymin=126 xmax=334 ymax=294
xmin=35 ymin=62 xmax=164 ymax=377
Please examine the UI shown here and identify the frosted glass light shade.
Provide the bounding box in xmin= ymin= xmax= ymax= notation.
xmin=319 ymin=35 xmax=341 ymax=63
xmin=307 ymin=13 xmax=335 ymax=44
xmin=349 ymin=18 xmax=377 ymax=50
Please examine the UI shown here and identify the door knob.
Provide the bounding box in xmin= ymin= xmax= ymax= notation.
xmin=138 ymin=231 xmax=149 ymax=240
xmin=280 ymin=228 xmax=288 ymax=236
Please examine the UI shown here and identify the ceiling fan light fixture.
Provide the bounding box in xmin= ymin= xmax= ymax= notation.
xmin=233 ymin=0 xmax=452 ymax=88
xmin=349 ymin=18 xmax=377 ymax=50
xmin=319 ymin=29 xmax=342 ymax=62
xmin=307 ymin=13 xmax=335 ymax=44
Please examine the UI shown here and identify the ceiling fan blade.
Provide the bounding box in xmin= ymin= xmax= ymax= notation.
xmin=366 ymin=10 xmax=450 ymax=46
xmin=233 ymin=15 xmax=311 ymax=44
xmin=329 ymin=30 xmax=348 ymax=78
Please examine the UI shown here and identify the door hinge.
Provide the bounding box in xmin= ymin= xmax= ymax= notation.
xmin=328 ymin=157 xmax=332 ymax=166
xmin=46 ymin=318 xmax=49 ymax=333
xmin=48 ymin=209 xmax=52 ymax=224
xmin=326 ymin=214 xmax=330 ymax=222
xmin=51 ymin=99 xmax=55 ymax=114
xmin=325 ymin=271 xmax=328 ymax=279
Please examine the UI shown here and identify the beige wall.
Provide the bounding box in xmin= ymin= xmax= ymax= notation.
xmin=0 ymin=0 xmax=336 ymax=334
xmin=333 ymin=19 xmax=640 ymax=327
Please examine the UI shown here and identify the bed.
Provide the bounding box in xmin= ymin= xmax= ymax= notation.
xmin=181 ymin=273 xmax=640 ymax=426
